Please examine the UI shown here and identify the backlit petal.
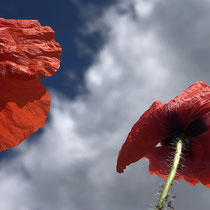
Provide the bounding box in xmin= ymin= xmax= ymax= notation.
xmin=145 ymin=146 xmax=172 ymax=179
xmin=0 ymin=75 xmax=50 ymax=151
xmin=145 ymin=145 xmax=200 ymax=186
xmin=117 ymin=101 xmax=168 ymax=173
xmin=184 ymin=130 xmax=210 ymax=187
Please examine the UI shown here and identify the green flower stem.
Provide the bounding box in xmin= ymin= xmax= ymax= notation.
xmin=156 ymin=139 xmax=183 ymax=210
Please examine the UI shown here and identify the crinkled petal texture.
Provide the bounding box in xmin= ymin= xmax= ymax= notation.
xmin=117 ymin=81 xmax=210 ymax=187
xmin=162 ymin=81 xmax=210 ymax=132
xmin=0 ymin=18 xmax=62 ymax=80
xmin=0 ymin=18 xmax=61 ymax=151
xmin=0 ymin=75 xmax=50 ymax=151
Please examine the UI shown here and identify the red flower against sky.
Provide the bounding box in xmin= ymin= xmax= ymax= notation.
xmin=117 ymin=81 xmax=210 ymax=187
xmin=0 ymin=18 xmax=61 ymax=151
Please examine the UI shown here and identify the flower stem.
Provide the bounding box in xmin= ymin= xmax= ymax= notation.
xmin=156 ymin=139 xmax=183 ymax=210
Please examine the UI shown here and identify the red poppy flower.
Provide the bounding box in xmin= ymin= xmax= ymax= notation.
xmin=117 ymin=81 xmax=210 ymax=187
xmin=0 ymin=18 xmax=61 ymax=151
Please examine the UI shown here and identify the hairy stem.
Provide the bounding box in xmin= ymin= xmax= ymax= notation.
xmin=156 ymin=139 xmax=183 ymax=210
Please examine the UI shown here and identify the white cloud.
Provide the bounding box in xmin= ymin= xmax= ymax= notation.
xmin=133 ymin=0 xmax=155 ymax=18
xmin=0 ymin=0 xmax=210 ymax=210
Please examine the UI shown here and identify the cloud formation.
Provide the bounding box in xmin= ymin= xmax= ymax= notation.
xmin=0 ymin=0 xmax=210 ymax=209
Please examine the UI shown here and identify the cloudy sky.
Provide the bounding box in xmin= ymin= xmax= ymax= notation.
xmin=1 ymin=0 xmax=210 ymax=209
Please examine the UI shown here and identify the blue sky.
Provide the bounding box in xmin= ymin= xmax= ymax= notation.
xmin=1 ymin=0 xmax=210 ymax=210
xmin=1 ymin=0 xmax=112 ymax=98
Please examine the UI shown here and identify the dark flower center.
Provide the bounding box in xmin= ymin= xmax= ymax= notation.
xmin=161 ymin=115 xmax=209 ymax=170
xmin=162 ymin=115 xmax=209 ymax=147
xmin=161 ymin=131 xmax=188 ymax=171
xmin=186 ymin=117 xmax=209 ymax=137
xmin=161 ymin=131 xmax=188 ymax=147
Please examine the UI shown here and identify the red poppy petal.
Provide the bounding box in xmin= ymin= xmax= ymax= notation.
xmin=164 ymin=81 xmax=210 ymax=130
xmin=202 ymin=112 xmax=210 ymax=129
xmin=117 ymin=101 xmax=169 ymax=173
xmin=184 ymin=130 xmax=210 ymax=187
xmin=145 ymin=146 xmax=172 ymax=179
xmin=0 ymin=18 xmax=62 ymax=80
xmin=179 ymin=143 xmax=201 ymax=185
xmin=0 ymin=75 xmax=50 ymax=151
xmin=145 ymin=146 xmax=200 ymax=186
